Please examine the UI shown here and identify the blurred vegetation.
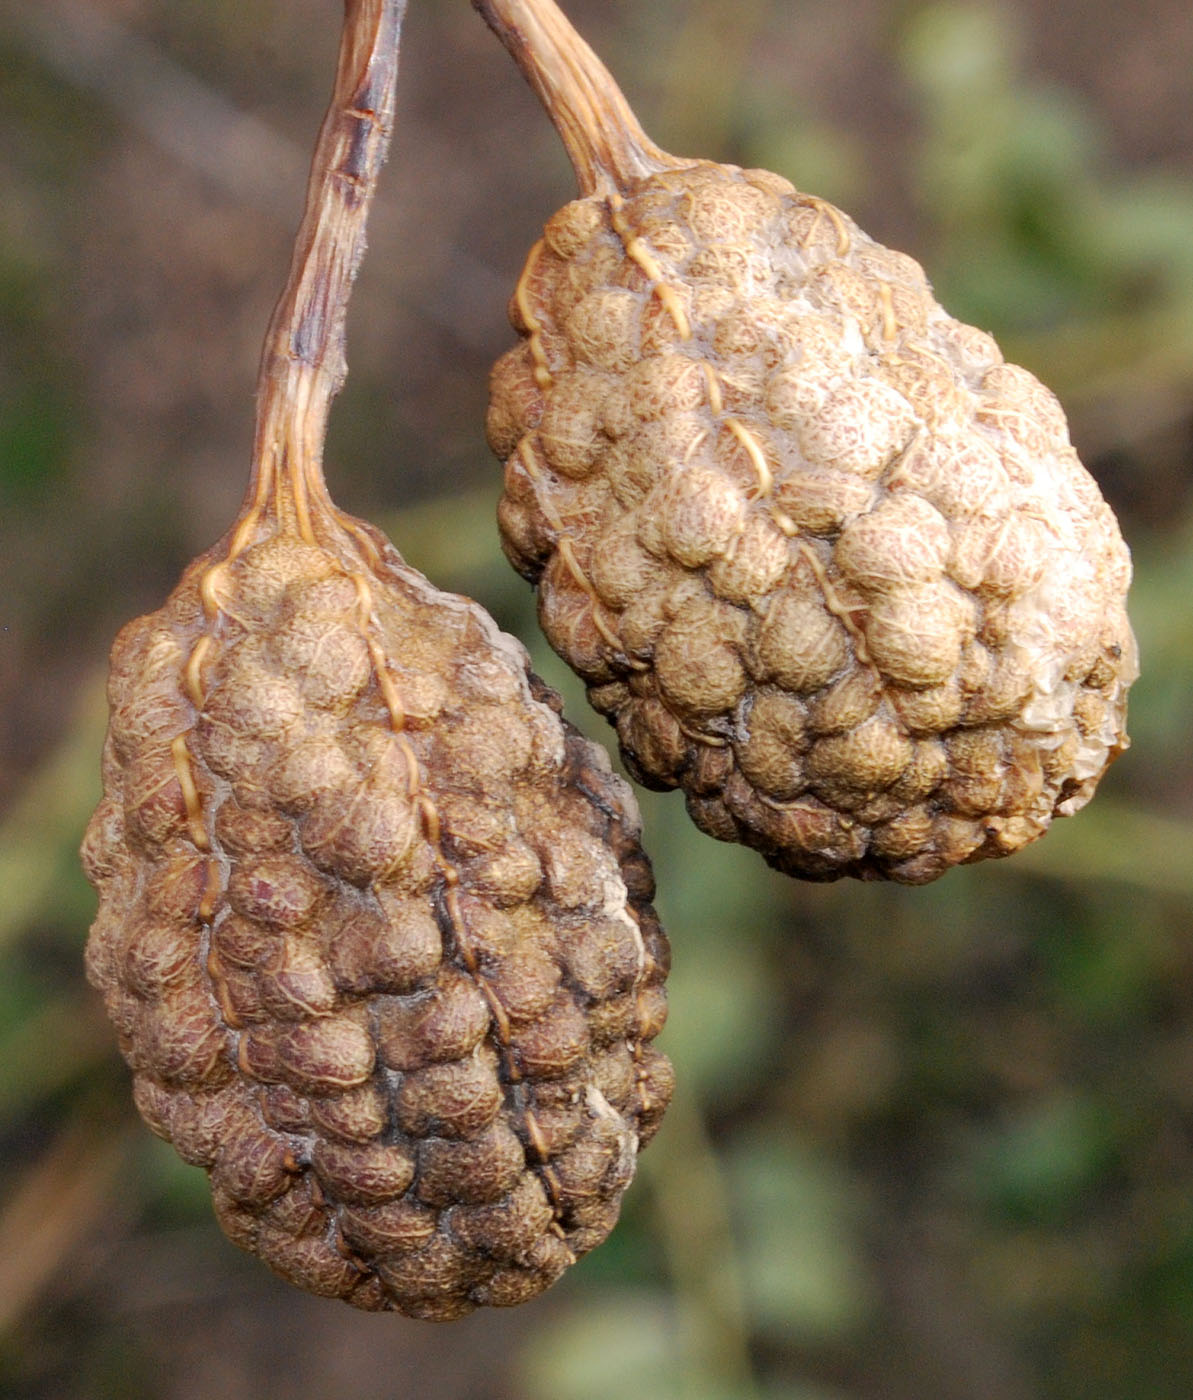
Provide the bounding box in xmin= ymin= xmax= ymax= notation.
xmin=2 ymin=1 xmax=1192 ymax=1397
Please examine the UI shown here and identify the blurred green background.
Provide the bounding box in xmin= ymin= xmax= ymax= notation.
xmin=2 ymin=0 xmax=1192 ymax=1396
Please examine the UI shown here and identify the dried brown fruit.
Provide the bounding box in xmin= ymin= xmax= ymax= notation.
xmin=82 ymin=0 xmax=670 ymax=1319
xmin=477 ymin=0 xmax=1137 ymax=883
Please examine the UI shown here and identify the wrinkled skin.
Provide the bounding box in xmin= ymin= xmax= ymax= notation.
xmin=83 ymin=511 xmax=672 ymax=1319
xmin=489 ymin=162 xmax=1136 ymax=883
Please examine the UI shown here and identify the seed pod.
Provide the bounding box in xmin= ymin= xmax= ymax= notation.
xmin=478 ymin=0 xmax=1137 ymax=883
xmin=82 ymin=0 xmax=670 ymax=1319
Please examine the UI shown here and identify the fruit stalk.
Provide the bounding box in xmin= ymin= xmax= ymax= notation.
xmin=473 ymin=0 xmax=680 ymax=196
xmin=249 ymin=0 xmax=406 ymax=537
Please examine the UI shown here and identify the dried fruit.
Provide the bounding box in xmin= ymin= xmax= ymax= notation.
xmin=478 ymin=0 xmax=1137 ymax=883
xmin=82 ymin=0 xmax=670 ymax=1319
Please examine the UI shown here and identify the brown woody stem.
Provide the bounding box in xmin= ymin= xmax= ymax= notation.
xmin=472 ymin=0 xmax=687 ymax=198
xmin=245 ymin=0 xmax=407 ymax=534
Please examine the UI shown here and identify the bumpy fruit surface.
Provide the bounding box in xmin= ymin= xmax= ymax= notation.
xmin=82 ymin=512 xmax=672 ymax=1319
xmin=488 ymin=161 xmax=1136 ymax=882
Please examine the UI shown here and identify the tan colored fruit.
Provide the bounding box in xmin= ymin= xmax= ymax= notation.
xmin=478 ymin=0 xmax=1137 ymax=883
xmin=82 ymin=0 xmax=670 ymax=1319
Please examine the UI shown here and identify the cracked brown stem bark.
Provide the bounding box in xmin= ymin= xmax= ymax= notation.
xmin=472 ymin=0 xmax=691 ymax=198
xmin=247 ymin=0 xmax=407 ymax=536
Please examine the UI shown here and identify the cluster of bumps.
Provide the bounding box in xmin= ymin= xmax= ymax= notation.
xmin=82 ymin=520 xmax=672 ymax=1319
xmin=489 ymin=161 xmax=1135 ymax=883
